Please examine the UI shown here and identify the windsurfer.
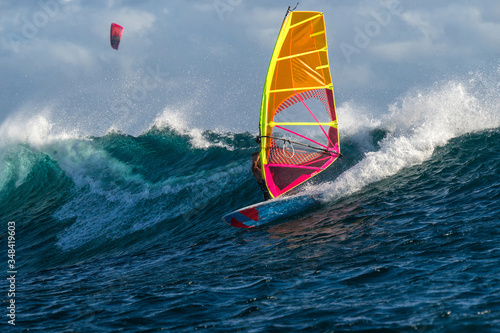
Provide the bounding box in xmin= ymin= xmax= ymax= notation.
xmin=251 ymin=151 xmax=271 ymax=201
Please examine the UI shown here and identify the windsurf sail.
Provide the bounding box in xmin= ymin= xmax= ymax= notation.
xmin=110 ymin=23 xmax=123 ymax=50
xmin=259 ymin=9 xmax=340 ymax=199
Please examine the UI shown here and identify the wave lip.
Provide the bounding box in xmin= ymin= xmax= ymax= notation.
xmin=323 ymin=81 xmax=500 ymax=200
xmin=1 ymin=76 xmax=499 ymax=270
xmin=0 ymin=123 xmax=259 ymax=270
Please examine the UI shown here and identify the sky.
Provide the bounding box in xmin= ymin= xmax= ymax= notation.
xmin=1 ymin=0 xmax=499 ymax=136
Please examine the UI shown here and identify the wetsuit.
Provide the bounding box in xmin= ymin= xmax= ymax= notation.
xmin=258 ymin=181 xmax=272 ymax=201
xmin=251 ymin=151 xmax=272 ymax=201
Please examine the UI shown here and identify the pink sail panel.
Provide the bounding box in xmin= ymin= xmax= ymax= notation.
xmin=110 ymin=23 xmax=124 ymax=50
xmin=264 ymin=88 xmax=339 ymax=198
xmin=265 ymin=139 xmax=339 ymax=198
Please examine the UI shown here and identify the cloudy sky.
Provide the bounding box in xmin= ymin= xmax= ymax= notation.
xmin=1 ymin=0 xmax=499 ymax=136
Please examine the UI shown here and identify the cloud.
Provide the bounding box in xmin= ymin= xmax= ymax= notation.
xmin=241 ymin=6 xmax=285 ymax=47
xmin=370 ymin=3 xmax=500 ymax=62
xmin=0 ymin=0 xmax=498 ymax=134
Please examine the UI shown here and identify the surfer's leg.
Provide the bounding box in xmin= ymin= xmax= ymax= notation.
xmin=258 ymin=181 xmax=272 ymax=201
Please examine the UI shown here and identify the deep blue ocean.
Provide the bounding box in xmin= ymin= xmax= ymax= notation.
xmin=1 ymin=82 xmax=500 ymax=332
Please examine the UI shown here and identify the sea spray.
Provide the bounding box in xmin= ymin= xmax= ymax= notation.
xmin=321 ymin=80 xmax=500 ymax=200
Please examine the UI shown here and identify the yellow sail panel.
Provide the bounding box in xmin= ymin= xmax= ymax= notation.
xmin=259 ymin=10 xmax=340 ymax=199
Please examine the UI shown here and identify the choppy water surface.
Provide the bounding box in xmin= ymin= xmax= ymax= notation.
xmin=1 ymin=81 xmax=499 ymax=332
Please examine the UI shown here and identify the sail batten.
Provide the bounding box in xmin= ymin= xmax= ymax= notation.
xmin=276 ymin=47 xmax=328 ymax=61
xmin=269 ymin=85 xmax=332 ymax=93
xmin=289 ymin=13 xmax=323 ymax=28
xmin=259 ymin=10 xmax=340 ymax=199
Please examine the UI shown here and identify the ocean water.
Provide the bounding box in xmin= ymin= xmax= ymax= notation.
xmin=1 ymin=81 xmax=500 ymax=332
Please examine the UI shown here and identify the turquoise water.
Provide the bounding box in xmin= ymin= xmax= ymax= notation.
xmin=1 ymin=123 xmax=499 ymax=331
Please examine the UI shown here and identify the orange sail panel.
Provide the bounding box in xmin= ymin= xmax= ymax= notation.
xmin=260 ymin=11 xmax=340 ymax=198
